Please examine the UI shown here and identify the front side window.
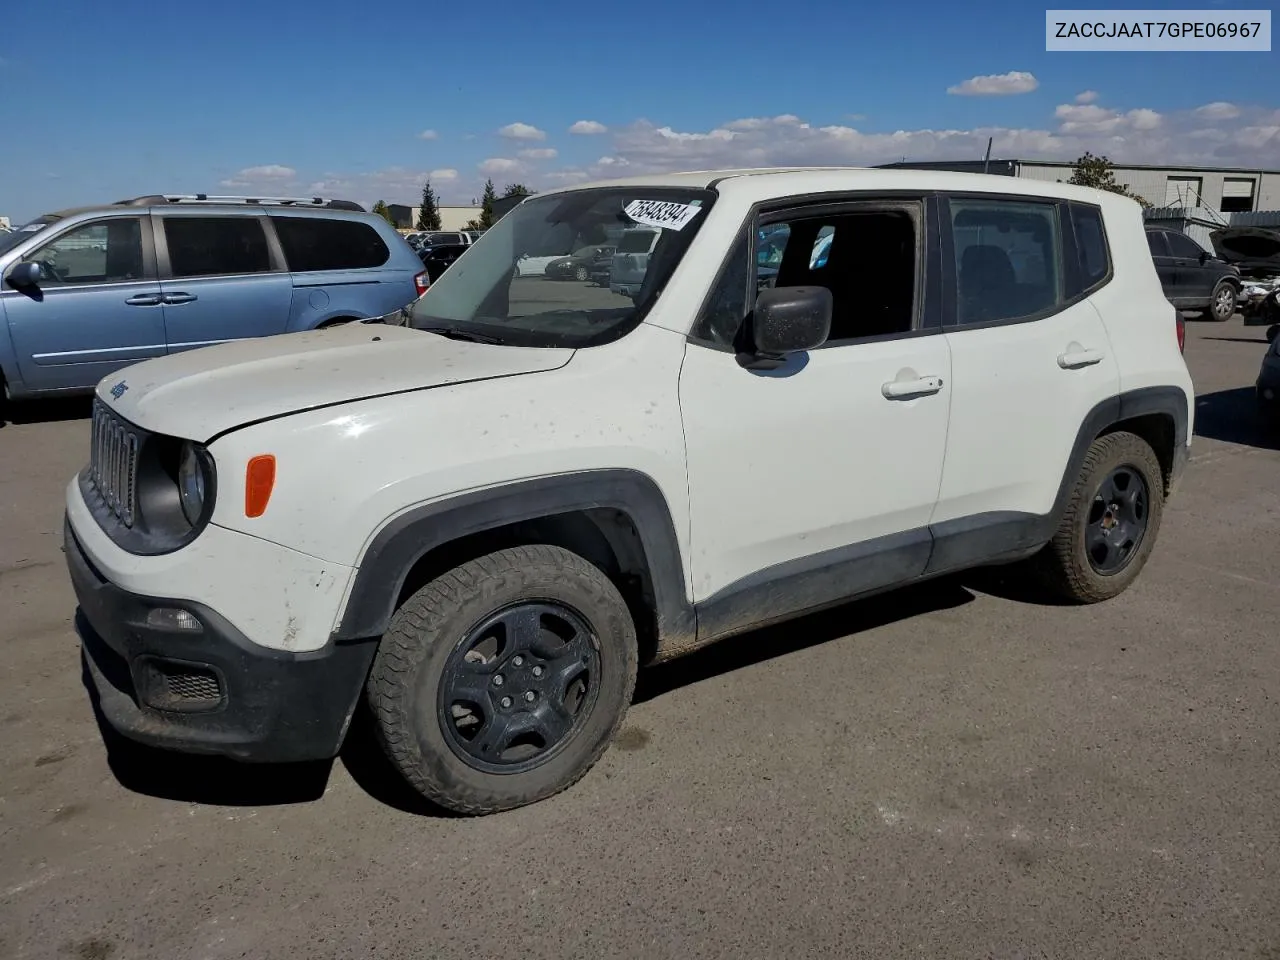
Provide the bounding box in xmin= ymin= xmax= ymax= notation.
xmin=1146 ymin=231 xmax=1169 ymax=258
xmin=410 ymin=187 xmax=714 ymax=348
xmin=29 ymin=219 xmax=145 ymax=285
xmin=1167 ymin=231 xmax=1206 ymax=260
xmin=950 ymin=199 xmax=1062 ymax=325
xmin=274 ymin=216 xmax=390 ymax=272
xmin=164 ymin=217 xmax=271 ymax=278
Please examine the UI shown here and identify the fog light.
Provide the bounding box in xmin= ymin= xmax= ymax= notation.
xmin=145 ymin=608 xmax=203 ymax=632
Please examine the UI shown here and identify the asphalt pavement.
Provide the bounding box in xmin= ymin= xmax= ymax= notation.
xmin=1 ymin=315 xmax=1277 ymax=959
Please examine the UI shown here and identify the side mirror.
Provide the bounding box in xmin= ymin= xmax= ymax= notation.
xmin=752 ymin=285 xmax=832 ymax=357
xmin=6 ymin=261 xmax=43 ymax=288
xmin=1199 ymin=250 xmax=1209 ymax=265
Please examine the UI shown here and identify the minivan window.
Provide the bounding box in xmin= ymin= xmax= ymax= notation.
xmin=164 ymin=217 xmax=272 ymax=278
xmin=29 ymin=219 xmax=145 ymax=285
xmin=1167 ymin=232 xmax=1206 ymax=260
xmin=950 ymin=199 xmax=1062 ymax=324
xmin=617 ymin=230 xmax=658 ymax=254
xmin=275 ymin=217 xmax=391 ymax=272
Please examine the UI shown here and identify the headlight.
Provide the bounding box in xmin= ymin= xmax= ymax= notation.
xmin=178 ymin=442 xmax=207 ymax=525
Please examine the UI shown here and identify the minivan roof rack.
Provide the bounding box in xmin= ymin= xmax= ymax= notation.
xmin=117 ymin=194 xmax=366 ymax=212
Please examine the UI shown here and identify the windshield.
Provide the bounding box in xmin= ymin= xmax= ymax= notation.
xmin=410 ymin=187 xmax=715 ymax=348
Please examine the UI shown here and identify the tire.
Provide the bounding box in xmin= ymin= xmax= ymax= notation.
xmin=574 ymin=265 xmax=589 ymax=281
xmin=1208 ymin=281 xmax=1236 ymax=322
xmin=1031 ymin=431 xmax=1165 ymax=604
xmin=366 ymin=545 xmax=638 ymax=815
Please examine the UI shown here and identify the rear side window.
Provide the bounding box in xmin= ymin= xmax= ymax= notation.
xmin=164 ymin=217 xmax=271 ymax=278
xmin=274 ymin=217 xmax=391 ymax=272
xmin=949 ymin=198 xmax=1062 ymax=325
xmin=1069 ymin=203 xmax=1110 ymax=292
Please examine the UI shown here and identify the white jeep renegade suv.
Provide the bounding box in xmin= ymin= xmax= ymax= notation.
xmin=65 ymin=168 xmax=1194 ymax=814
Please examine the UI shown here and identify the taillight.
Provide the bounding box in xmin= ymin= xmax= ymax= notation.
xmin=414 ymin=271 xmax=429 ymax=297
xmin=1176 ymin=313 xmax=1186 ymax=353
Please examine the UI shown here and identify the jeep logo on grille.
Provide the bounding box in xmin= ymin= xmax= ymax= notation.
xmin=110 ymin=380 xmax=128 ymax=400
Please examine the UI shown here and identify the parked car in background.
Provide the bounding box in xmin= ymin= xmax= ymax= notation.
xmin=417 ymin=242 xmax=469 ymax=282
xmin=0 ymin=194 xmax=426 ymax=406
xmin=1145 ymin=225 xmax=1240 ymax=321
xmin=544 ymin=245 xmax=615 ymax=281
xmin=514 ymin=252 xmax=568 ymax=277
xmin=1258 ymin=334 xmax=1280 ymax=424
xmin=609 ymin=227 xmax=661 ymax=297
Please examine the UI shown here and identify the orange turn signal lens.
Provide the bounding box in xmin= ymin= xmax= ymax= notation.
xmin=244 ymin=455 xmax=276 ymax=518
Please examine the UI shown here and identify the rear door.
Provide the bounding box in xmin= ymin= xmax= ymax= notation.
xmin=1146 ymin=230 xmax=1180 ymax=303
xmin=155 ymin=213 xmax=293 ymax=353
xmin=930 ymin=195 xmax=1120 ymax=570
xmin=1 ymin=216 xmax=166 ymax=392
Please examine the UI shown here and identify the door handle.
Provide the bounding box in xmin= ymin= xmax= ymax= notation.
xmin=882 ymin=376 xmax=944 ymax=400
xmin=1057 ymin=348 xmax=1104 ymax=369
xmin=162 ymin=293 xmax=198 ymax=305
xmin=125 ymin=294 xmax=162 ymax=306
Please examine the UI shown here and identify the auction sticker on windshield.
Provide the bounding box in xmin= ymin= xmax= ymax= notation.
xmin=624 ymin=200 xmax=703 ymax=231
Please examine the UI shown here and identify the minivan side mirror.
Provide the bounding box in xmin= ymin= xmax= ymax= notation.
xmin=1199 ymin=250 xmax=1209 ymax=265
xmin=751 ymin=285 xmax=832 ymax=357
xmin=5 ymin=261 xmax=43 ymax=288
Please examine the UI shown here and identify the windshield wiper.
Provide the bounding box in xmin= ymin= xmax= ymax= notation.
xmin=418 ymin=325 xmax=505 ymax=345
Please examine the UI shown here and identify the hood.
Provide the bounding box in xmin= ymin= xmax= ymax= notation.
xmin=1209 ymin=227 xmax=1280 ymax=275
xmin=97 ymin=323 xmax=573 ymax=441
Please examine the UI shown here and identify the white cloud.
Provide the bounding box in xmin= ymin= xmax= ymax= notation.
xmin=846 ymin=113 xmax=868 ymax=121
xmin=568 ymin=120 xmax=608 ymax=135
xmin=1055 ymin=103 xmax=1162 ymax=134
xmin=1193 ymin=101 xmax=1241 ymax=121
xmin=518 ymin=147 xmax=558 ymax=160
xmin=1074 ymin=90 xmax=1099 ymax=104
xmin=219 ymin=164 xmax=296 ymax=187
xmin=417 ymin=129 xmax=439 ymax=140
xmin=947 ymin=71 xmax=1039 ymax=96
xmin=498 ymin=122 xmax=547 ymax=141
xmin=479 ymin=157 xmax=522 ymax=175
xmin=429 ymin=168 xmax=459 ymax=180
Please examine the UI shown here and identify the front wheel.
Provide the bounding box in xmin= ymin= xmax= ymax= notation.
xmin=366 ymin=545 xmax=638 ymax=815
xmin=1208 ymin=281 xmax=1236 ymax=322
xmin=1030 ymin=431 xmax=1165 ymax=603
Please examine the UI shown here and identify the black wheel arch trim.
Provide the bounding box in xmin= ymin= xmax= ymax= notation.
xmin=333 ymin=469 xmax=694 ymax=647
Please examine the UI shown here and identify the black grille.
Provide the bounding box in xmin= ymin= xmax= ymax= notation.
xmin=137 ymin=659 xmax=224 ymax=712
xmin=89 ymin=400 xmax=141 ymax=527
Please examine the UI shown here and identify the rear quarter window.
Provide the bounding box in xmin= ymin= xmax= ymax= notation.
xmin=1068 ymin=202 xmax=1111 ymax=295
xmin=273 ymin=217 xmax=391 ymax=272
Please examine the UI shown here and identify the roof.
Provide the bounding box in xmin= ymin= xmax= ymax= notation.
xmin=536 ymin=166 xmax=1125 ymax=206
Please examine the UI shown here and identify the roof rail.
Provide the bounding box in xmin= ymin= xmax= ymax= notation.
xmin=116 ymin=194 xmax=366 ymax=212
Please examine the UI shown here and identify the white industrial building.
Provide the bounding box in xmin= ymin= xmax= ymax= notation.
xmin=880 ymin=159 xmax=1280 ymax=213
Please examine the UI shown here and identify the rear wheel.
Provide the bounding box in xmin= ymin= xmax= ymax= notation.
xmin=1031 ymin=431 xmax=1165 ymax=603
xmin=574 ymin=265 xmax=589 ymax=281
xmin=1207 ymin=281 xmax=1236 ymax=322
xmin=366 ymin=545 xmax=637 ymax=815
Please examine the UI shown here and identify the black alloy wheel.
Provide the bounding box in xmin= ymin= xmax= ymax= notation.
xmin=438 ymin=601 xmax=600 ymax=774
xmin=1085 ymin=465 xmax=1149 ymax=575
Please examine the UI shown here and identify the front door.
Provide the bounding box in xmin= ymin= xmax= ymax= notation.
xmin=1146 ymin=230 xmax=1180 ymax=304
xmin=155 ymin=214 xmax=293 ymax=353
xmin=680 ymin=197 xmax=951 ymax=640
xmin=1165 ymin=230 xmax=1215 ymax=304
xmin=2 ymin=216 xmax=166 ymax=393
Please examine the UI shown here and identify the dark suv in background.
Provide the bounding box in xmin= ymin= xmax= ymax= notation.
xmin=1145 ymin=225 xmax=1241 ymax=321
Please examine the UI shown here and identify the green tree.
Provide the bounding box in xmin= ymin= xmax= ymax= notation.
xmin=477 ymin=179 xmax=498 ymax=228
xmin=416 ymin=180 xmax=442 ymax=231
xmin=1067 ymin=152 xmax=1151 ymax=207
xmin=501 ymin=183 xmax=533 ymax=199
xmin=371 ymin=200 xmax=397 ymax=226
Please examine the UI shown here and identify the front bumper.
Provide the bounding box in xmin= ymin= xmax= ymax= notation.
xmin=67 ymin=519 xmax=377 ymax=762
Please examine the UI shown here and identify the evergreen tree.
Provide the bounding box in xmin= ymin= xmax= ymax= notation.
xmin=501 ymin=183 xmax=533 ymax=199
xmin=371 ymin=200 xmax=397 ymax=226
xmin=478 ymin=179 xmax=498 ymax=228
xmin=416 ymin=180 xmax=442 ymax=231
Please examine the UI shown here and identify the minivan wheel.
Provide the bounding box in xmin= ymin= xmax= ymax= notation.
xmin=1208 ymin=281 xmax=1236 ymax=321
xmin=366 ymin=545 xmax=637 ymax=815
xmin=1030 ymin=431 xmax=1165 ymax=603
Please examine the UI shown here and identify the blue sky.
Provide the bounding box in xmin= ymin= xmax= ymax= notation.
xmin=0 ymin=0 xmax=1276 ymax=221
